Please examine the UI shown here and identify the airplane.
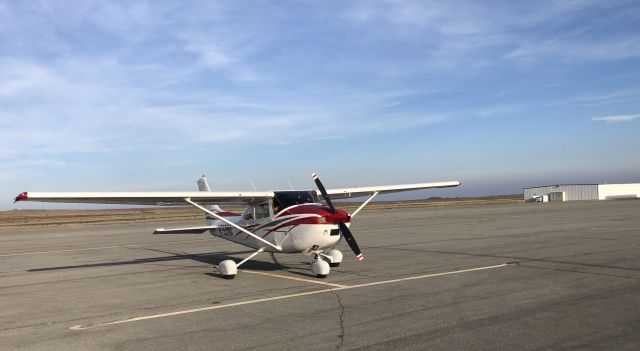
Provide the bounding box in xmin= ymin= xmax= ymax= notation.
xmin=14 ymin=173 xmax=461 ymax=279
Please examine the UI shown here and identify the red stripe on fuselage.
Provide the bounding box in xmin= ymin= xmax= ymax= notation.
xmin=277 ymin=204 xmax=350 ymax=224
xmin=269 ymin=216 xmax=326 ymax=233
xmin=206 ymin=211 xmax=240 ymax=219
xmin=215 ymin=211 xmax=240 ymax=217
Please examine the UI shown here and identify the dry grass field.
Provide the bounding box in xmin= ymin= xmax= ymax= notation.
xmin=0 ymin=195 xmax=522 ymax=229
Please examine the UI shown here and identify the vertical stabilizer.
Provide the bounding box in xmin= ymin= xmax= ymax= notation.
xmin=197 ymin=175 xmax=211 ymax=192
xmin=197 ymin=175 xmax=223 ymax=212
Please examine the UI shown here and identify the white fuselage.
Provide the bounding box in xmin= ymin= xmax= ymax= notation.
xmin=207 ymin=204 xmax=347 ymax=253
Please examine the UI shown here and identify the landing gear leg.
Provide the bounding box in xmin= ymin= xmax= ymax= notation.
xmin=270 ymin=252 xmax=282 ymax=266
xmin=218 ymin=247 xmax=265 ymax=279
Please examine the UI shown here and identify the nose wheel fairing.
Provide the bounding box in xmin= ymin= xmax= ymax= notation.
xmin=288 ymin=224 xmax=341 ymax=253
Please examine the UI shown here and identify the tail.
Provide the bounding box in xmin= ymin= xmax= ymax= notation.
xmin=197 ymin=175 xmax=223 ymax=212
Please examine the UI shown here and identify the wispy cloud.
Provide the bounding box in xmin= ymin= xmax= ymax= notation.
xmin=0 ymin=159 xmax=66 ymax=168
xmin=0 ymin=54 xmax=442 ymax=155
xmin=0 ymin=1 xmax=639 ymax=209
xmin=505 ymin=36 xmax=640 ymax=63
xmin=552 ymin=88 xmax=640 ymax=107
xmin=343 ymin=0 xmax=640 ymax=72
xmin=592 ymin=114 xmax=640 ymax=123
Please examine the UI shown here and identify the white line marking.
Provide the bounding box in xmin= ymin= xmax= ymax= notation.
xmin=591 ymin=227 xmax=640 ymax=231
xmin=0 ymin=239 xmax=211 ymax=257
xmin=70 ymin=263 xmax=509 ymax=330
xmin=241 ymin=270 xmax=348 ymax=288
xmin=345 ymin=263 xmax=509 ymax=289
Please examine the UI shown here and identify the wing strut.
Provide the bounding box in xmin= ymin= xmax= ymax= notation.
xmin=236 ymin=248 xmax=265 ymax=267
xmin=350 ymin=191 xmax=379 ymax=218
xmin=184 ymin=198 xmax=281 ymax=251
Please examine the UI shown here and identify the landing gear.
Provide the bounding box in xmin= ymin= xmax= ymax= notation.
xmin=307 ymin=247 xmax=342 ymax=277
xmin=217 ymin=247 xmax=265 ymax=279
xmin=219 ymin=247 xmax=341 ymax=280
xmin=323 ymin=249 xmax=343 ymax=267
xmin=218 ymin=260 xmax=237 ymax=279
xmin=311 ymin=258 xmax=330 ymax=278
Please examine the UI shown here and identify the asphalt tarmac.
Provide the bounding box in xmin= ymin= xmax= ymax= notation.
xmin=1 ymin=200 xmax=639 ymax=350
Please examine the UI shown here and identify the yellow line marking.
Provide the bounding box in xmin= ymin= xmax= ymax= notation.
xmin=0 ymin=239 xmax=211 ymax=257
xmin=241 ymin=270 xmax=349 ymax=288
xmin=70 ymin=263 xmax=510 ymax=331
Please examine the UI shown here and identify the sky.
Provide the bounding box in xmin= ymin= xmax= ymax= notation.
xmin=1 ymin=0 xmax=639 ymax=210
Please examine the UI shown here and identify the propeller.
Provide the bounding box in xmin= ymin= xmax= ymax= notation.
xmin=312 ymin=173 xmax=364 ymax=260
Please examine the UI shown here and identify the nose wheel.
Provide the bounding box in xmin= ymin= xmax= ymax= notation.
xmin=311 ymin=257 xmax=330 ymax=278
xmin=308 ymin=249 xmax=343 ymax=278
xmin=323 ymin=249 xmax=343 ymax=267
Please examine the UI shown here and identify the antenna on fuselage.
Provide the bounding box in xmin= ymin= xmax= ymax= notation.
xmin=286 ymin=179 xmax=295 ymax=190
xmin=249 ymin=179 xmax=257 ymax=191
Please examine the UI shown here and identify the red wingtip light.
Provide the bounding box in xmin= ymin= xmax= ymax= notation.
xmin=311 ymin=172 xmax=317 ymax=180
xmin=14 ymin=192 xmax=28 ymax=202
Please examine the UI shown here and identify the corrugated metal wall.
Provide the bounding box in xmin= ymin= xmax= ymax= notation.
xmin=524 ymin=184 xmax=599 ymax=201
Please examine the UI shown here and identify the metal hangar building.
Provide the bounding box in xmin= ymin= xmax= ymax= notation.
xmin=524 ymin=183 xmax=640 ymax=202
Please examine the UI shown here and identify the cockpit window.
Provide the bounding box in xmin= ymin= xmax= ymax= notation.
xmin=242 ymin=202 xmax=271 ymax=220
xmin=274 ymin=191 xmax=320 ymax=210
xmin=255 ymin=202 xmax=270 ymax=219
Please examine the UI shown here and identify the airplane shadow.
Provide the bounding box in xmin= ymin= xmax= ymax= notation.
xmin=27 ymin=250 xmax=249 ymax=272
xmin=27 ymin=248 xmax=318 ymax=278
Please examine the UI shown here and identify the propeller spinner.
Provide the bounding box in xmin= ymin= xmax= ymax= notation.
xmin=312 ymin=173 xmax=364 ymax=260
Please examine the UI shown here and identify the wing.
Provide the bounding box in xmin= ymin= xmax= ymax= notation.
xmin=14 ymin=181 xmax=460 ymax=205
xmin=13 ymin=191 xmax=274 ymax=205
xmin=324 ymin=181 xmax=461 ymax=199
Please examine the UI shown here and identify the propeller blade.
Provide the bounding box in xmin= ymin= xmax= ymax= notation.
xmin=339 ymin=222 xmax=363 ymax=260
xmin=312 ymin=172 xmax=363 ymax=260
xmin=312 ymin=172 xmax=336 ymax=212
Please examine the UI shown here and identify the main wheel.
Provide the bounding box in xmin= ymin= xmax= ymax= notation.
xmin=310 ymin=259 xmax=330 ymax=278
xmin=219 ymin=260 xmax=237 ymax=279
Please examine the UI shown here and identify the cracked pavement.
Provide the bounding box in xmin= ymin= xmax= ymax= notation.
xmin=1 ymin=200 xmax=639 ymax=350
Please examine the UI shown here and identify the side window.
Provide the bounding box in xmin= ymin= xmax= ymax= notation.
xmin=243 ymin=203 xmax=270 ymax=220
xmin=255 ymin=203 xmax=270 ymax=219
xmin=242 ymin=207 xmax=254 ymax=220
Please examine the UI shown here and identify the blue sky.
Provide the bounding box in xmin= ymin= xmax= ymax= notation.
xmin=1 ymin=0 xmax=639 ymax=209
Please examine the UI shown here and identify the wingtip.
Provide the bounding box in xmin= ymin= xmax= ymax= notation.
xmin=14 ymin=192 xmax=28 ymax=203
xmin=311 ymin=172 xmax=317 ymax=180
xmin=356 ymin=253 xmax=364 ymax=261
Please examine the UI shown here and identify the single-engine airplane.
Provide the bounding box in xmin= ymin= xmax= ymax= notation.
xmin=14 ymin=173 xmax=460 ymax=279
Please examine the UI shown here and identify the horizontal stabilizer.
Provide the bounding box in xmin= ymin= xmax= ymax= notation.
xmin=153 ymin=226 xmax=219 ymax=234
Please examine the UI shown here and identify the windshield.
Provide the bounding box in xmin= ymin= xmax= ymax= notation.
xmin=273 ymin=191 xmax=320 ymax=210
